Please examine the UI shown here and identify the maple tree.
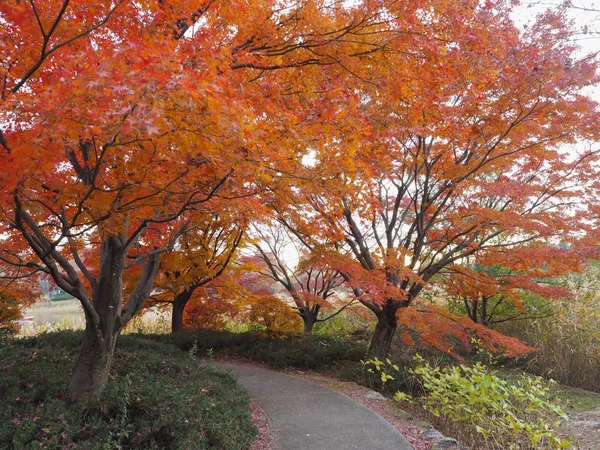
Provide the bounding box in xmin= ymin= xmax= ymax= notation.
xmin=0 ymin=0 xmax=402 ymax=399
xmin=0 ymin=255 xmax=40 ymax=342
xmin=444 ymin=246 xmax=583 ymax=326
xmin=182 ymin=272 xmax=303 ymax=332
xmin=244 ymin=294 xmax=304 ymax=332
xmin=273 ymin=1 xmax=600 ymax=359
xmin=253 ymin=223 xmax=354 ymax=333
xmin=182 ymin=283 xmax=239 ymax=331
xmin=0 ymin=293 xmax=21 ymax=336
xmin=0 ymin=263 xmax=38 ymax=336
xmin=149 ymin=204 xmax=247 ymax=333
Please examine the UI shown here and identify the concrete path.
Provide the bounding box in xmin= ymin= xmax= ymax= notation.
xmin=222 ymin=364 xmax=413 ymax=450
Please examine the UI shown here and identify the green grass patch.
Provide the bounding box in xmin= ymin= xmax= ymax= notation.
xmin=497 ymin=367 xmax=600 ymax=413
xmin=0 ymin=331 xmax=256 ymax=450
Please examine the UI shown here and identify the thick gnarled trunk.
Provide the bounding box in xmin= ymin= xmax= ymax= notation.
xmin=367 ymin=301 xmax=401 ymax=360
xmin=298 ymin=304 xmax=320 ymax=334
xmin=69 ymin=235 xmax=160 ymax=401
xmin=70 ymin=237 xmax=125 ymax=400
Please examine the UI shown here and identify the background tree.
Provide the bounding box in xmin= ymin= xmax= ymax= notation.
xmin=253 ymin=223 xmax=354 ymax=333
xmin=444 ymin=247 xmax=582 ymax=327
xmin=0 ymin=265 xmax=38 ymax=336
xmin=150 ymin=205 xmax=247 ymax=333
xmin=181 ymin=270 xmax=304 ymax=333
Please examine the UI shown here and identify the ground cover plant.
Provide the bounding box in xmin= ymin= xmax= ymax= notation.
xmin=362 ymin=356 xmax=571 ymax=449
xmin=153 ymin=328 xmax=368 ymax=374
xmin=0 ymin=331 xmax=257 ymax=450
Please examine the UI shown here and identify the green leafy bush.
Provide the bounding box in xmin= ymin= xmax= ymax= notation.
xmin=361 ymin=357 xmax=403 ymax=390
xmin=313 ymin=310 xmax=373 ymax=338
xmin=245 ymin=333 xmax=366 ymax=370
xmin=410 ymin=356 xmax=570 ymax=449
xmin=0 ymin=331 xmax=257 ymax=449
xmin=361 ymin=355 xmax=571 ymax=449
xmin=152 ymin=329 xmax=367 ymax=373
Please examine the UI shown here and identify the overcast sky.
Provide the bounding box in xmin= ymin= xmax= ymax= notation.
xmin=517 ymin=0 xmax=599 ymax=100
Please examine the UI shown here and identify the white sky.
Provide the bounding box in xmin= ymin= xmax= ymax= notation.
xmin=516 ymin=1 xmax=600 ymax=100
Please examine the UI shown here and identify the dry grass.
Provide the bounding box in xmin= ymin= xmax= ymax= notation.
xmin=499 ymin=297 xmax=600 ymax=393
xmin=17 ymin=307 xmax=171 ymax=337
xmin=122 ymin=310 xmax=171 ymax=334
xmin=17 ymin=315 xmax=86 ymax=337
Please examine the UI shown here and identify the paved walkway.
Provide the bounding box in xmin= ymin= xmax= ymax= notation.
xmin=222 ymin=364 xmax=413 ymax=450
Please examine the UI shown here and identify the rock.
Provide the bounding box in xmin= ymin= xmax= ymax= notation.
xmin=387 ymin=404 xmax=414 ymax=421
xmin=572 ymin=420 xmax=600 ymax=429
xmin=364 ymin=390 xmax=387 ymax=401
xmin=431 ymin=437 xmax=460 ymax=449
xmin=587 ymin=421 xmax=600 ymax=429
xmin=420 ymin=425 xmax=444 ymax=440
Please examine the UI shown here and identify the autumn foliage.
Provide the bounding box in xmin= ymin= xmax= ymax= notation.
xmin=0 ymin=0 xmax=598 ymax=399
xmin=183 ymin=287 xmax=236 ymax=331
xmin=182 ymin=276 xmax=302 ymax=333
xmin=267 ymin=1 xmax=600 ymax=358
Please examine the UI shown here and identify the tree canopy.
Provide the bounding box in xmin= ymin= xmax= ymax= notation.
xmin=0 ymin=0 xmax=598 ymax=397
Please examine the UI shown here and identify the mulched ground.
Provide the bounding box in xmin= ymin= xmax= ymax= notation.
xmin=249 ymin=400 xmax=277 ymax=450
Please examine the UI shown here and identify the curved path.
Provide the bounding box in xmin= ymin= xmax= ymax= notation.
xmin=222 ymin=364 xmax=413 ymax=450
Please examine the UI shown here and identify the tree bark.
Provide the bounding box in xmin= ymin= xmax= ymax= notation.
xmin=69 ymin=235 xmax=125 ymax=401
xmin=366 ymin=301 xmax=401 ymax=360
xmin=69 ymin=323 xmax=118 ymax=401
xmin=171 ymin=290 xmax=193 ymax=333
xmin=298 ymin=304 xmax=320 ymax=334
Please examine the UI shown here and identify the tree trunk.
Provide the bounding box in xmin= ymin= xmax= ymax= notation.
xmin=70 ymin=323 xmax=118 ymax=401
xmin=172 ymin=290 xmax=192 ymax=333
xmin=65 ymin=229 xmax=161 ymax=401
xmin=302 ymin=315 xmax=316 ymax=333
xmin=367 ymin=301 xmax=401 ymax=360
xmin=298 ymin=304 xmax=320 ymax=334
xmin=69 ymin=235 xmax=124 ymax=401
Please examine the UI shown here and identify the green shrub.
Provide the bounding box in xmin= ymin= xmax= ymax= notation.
xmin=361 ymin=355 xmax=571 ymax=449
xmin=0 ymin=332 xmax=257 ymax=449
xmin=313 ymin=310 xmax=373 ymax=338
xmin=149 ymin=329 xmax=264 ymax=354
xmin=410 ymin=356 xmax=570 ymax=449
xmin=151 ymin=329 xmax=367 ymax=372
xmin=245 ymin=333 xmax=365 ymax=369
xmin=360 ymin=357 xmax=408 ymax=393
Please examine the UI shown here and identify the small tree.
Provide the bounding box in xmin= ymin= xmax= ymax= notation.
xmin=444 ymin=247 xmax=581 ymax=326
xmin=253 ymin=223 xmax=355 ymax=333
xmin=151 ymin=208 xmax=246 ymax=333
